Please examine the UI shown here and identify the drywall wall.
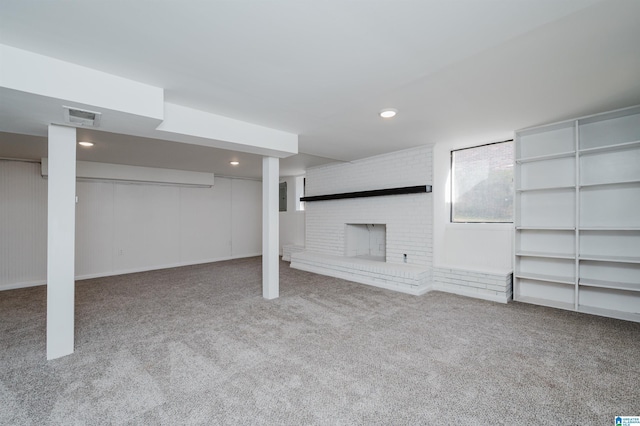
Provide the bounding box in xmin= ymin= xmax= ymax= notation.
xmin=433 ymin=141 xmax=513 ymax=273
xmin=279 ymin=175 xmax=305 ymax=253
xmin=0 ymin=160 xmax=262 ymax=290
xmin=231 ymin=178 xmax=262 ymax=257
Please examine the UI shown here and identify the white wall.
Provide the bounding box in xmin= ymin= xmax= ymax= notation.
xmin=304 ymin=146 xmax=433 ymax=267
xmin=179 ymin=180 xmax=232 ymax=263
xmin=231 ymin=178 xmax=262 ymax=257
xmin=279 ymin=175 xmax=305 ymax=254
xmin=433 ymin=141 xmax=513 ymax=273
xmin=0 ymin=160 xmax=262 ymax=290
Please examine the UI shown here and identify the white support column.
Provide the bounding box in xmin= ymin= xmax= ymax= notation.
xmin=262 ymin=156 xmax=279 ymax=299
xmin=47 ymin=124 xmax=76 ymax=360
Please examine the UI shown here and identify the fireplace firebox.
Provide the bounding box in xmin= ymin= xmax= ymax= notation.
xmin=345 ymin=224 xmax=386 ymax=262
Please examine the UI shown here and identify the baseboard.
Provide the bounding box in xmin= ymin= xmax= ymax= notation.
xmin=76 ymin=253 xmax=262 ymax=281
xmin=0 ymin=279 xmax=47 ymax=291
xmin=1 ymin=253 xmax=263 ymax=291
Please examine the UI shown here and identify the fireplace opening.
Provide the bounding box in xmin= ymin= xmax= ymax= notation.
xmin=345 ymin=224 xmax=386 ymax=262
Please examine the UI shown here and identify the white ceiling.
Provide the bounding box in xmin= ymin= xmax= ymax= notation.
xmin=1 ymin=0 xmax=639 ymax=177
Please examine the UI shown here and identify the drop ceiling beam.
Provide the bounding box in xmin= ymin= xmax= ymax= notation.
xmin=0 ymin=44 xmax=164 ymax=120
xmin=156 ymin=103 xmax=298 ymax=158
xmin=0 ymin=44 xmax=298 ymax=159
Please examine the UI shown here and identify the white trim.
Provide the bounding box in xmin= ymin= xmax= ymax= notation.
xmin=76 ymin=253 xmax=262 ymax=281
xmin=0 ymin=253 xmax=262 ymax=291
xmin=0 ymin=279 xmax=47 ymax=291
xmin=0 ymin=157 xmax=41 ymax=164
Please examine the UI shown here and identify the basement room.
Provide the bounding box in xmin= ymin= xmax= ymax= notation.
xmin=1 ymin=1 xmax=639 ymax=424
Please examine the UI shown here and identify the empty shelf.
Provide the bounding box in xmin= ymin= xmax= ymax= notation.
xmin=516 ymin=272 xmax=574 ymax=285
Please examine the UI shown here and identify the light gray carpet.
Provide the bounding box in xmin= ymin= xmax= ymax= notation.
xmin=1 ymin=257 xmax=638 ymax=425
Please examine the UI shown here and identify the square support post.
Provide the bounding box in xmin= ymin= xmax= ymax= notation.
xmin=46 ymin=124 xmax=76 ymax=360
xmin=262 ymin=156 xmax=279 ymax=299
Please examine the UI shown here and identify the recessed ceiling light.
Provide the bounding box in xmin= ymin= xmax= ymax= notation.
xmin=230 ymin=161 xmax=240 ymax=166
xmin=379 ymin=108 xmax=398 ymax=118
xmin=78 ymin=141 xmax=94 ymax=147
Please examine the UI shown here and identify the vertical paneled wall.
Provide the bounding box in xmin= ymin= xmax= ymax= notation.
xmin=75 ymin=180 xmax=115 ymax=277
xmin=0 ymin=161 xmax=48 ymax=287
xmin=0 ymin=160 xmax=262 ymax=290
xmin=231 ymin=179 xmax=263 ymax=257
xmin=179 ymin=179 xmax=233 ymax=263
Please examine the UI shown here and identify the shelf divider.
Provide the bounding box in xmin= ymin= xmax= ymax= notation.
xmin=579 ymin=179 xmax=640 ymax=189
xmin=516 ymin=151 xmax=575 ymax=163
xmin=516 ymin=185 xmax=575 ymax=192
xmin=516 ymin=226 xmax=575 ymax=231
xmin=579 ymin=278 xmax=640 ymax=292
xmin=579 ymin=139 xmax=640 ymax=155
xmin=578 ymin=305 xmax=640 ymax=323
xmin=516 ymin=296 xmax=575 ymax=311
xmin=516 ymin=250 xmax=575 ymax=260
xmin=579 ymin=254 xmax=640 ymax=264
xmin=515 ymin=272 xmax=574 ymax=285
xmin=580 ymin=226 xmax=640 ymax=231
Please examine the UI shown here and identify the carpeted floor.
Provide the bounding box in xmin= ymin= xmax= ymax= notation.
xmin=1 ymin=257 xmax=638 ymax=425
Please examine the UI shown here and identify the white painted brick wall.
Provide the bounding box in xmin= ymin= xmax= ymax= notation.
xmin=291 ymin=251 xmax=431 ymax=295
xmin=433 ymin=266 xmax=513 ymax=303
xmin=304 ymin=146 xmax=433 ymax=268
xmin=306 ymin=146 xmax=432 ymax=196
xmin=282 ymin=245 xmax=305 ymax=262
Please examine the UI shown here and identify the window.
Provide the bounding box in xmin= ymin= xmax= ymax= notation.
xmin=451 ymin=140 xmax=514 ymax=223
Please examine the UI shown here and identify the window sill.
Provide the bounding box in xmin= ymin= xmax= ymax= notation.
xmin=446 ymin=222 xmax=513 ymax=230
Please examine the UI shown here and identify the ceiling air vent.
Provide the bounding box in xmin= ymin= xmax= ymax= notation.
xmin=62 ymin=106 xmax=102 ymax=127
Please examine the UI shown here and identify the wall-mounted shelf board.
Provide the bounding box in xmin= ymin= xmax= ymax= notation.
xmin=514 ymin=104 xmax=640 ymax=322
xmin=579 ymin=254 xmax=640 ymax=263
xmin=516 ymin=226 xmax=576 ymax=230
xmin=516 ymin=185 xmax=576 ymax=192
xmin=516 ymin=151 xmax=576 ymax=163
xmin=516 ymin=296 xmax=575 ymax=311
xmin=300 ymin=185 xmax=431 ymax=202
xmin=515 ymin=272 xmax=575 ymax=285
xmin=580 ymin=179 xmax=640 ymax=188
xmin=578 ymin=305 xmax=640 ymax=323
xmin=578 ymin=140 xmax=640 ymax=155
xmin=580 ymin=226 xmax=640 ymax=231
xmin=579 ymin=279 xmax=639 ymax=292
xmin=516 ymin=251 xmax=575 ymax=259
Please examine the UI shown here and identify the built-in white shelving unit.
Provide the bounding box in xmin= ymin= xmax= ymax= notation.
xmin=514 ymin=105 xmax=640 ymax=323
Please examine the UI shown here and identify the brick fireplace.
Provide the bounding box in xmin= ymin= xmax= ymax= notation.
xmin=290 ymin=146 xmax=433 ymax=294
